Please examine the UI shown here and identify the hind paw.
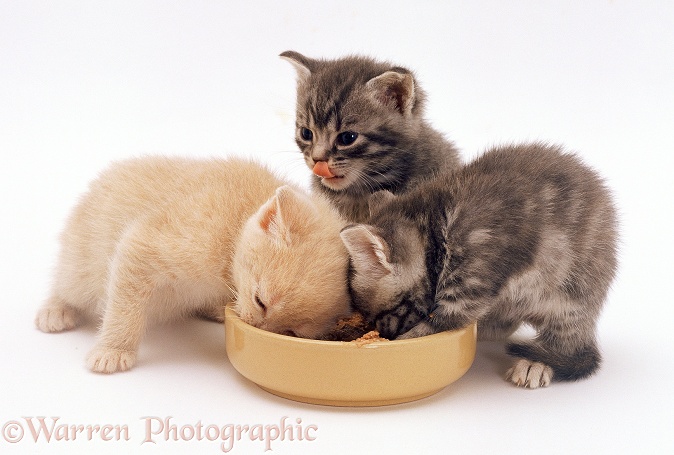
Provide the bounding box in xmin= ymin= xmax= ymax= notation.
xmin=86 ymin=347 xmax=137 ymax=374
xmin=35 ymin=305 xmax=79 ymax=332
xmin=506 ymin=359 xmax=553 ymax=389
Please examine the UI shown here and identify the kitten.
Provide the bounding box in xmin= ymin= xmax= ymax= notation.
xmin=36 ymin=156 xmax=351 ymax=373
xmin=232 ymin=181 xmax=352 ymax=338
xmin=281 ymin=51 xmax=461 ymax=222
xmin=340 ymin=143 xmax=618 ymax=388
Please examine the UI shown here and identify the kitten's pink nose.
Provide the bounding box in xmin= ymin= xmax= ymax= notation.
xmin=313 ymin=161 xmax=335 ymax=178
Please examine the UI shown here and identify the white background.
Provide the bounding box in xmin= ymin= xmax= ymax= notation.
xmin=2 ymin=1 xmax=673 ymax=454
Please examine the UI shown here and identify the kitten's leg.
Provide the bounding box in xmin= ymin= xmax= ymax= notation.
xmin=506 ymin=305 xmax=601 ymax=388
xmin=397 ymin=312 xmax=517 ymax=341
xmin=397 ymin=293 xmax=484 ymax=340
xmin=477 ymin=316 xmax=520 ymax=342
xmin=87 ymin=292 xmax=146 ymax=373
xmin=35 ymin=296 xmax=82 ymax=333
xmin=86 ymin=258 xmax=151 ymax=374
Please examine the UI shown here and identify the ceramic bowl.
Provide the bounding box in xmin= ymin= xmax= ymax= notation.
xmin=224 ymin=305 xmax=476 ymax=407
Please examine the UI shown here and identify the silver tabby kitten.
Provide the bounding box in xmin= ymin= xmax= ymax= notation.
xmin=341 ymin=143 xmax=618 ymax=388
xmin=281 ymin=51 xmax=461 ymax=222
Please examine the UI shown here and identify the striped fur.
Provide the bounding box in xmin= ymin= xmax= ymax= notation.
xmin=281 ymin=51 xmax=461 ymax=222
xmin=341 ymin=143 xmax=618 ymax=388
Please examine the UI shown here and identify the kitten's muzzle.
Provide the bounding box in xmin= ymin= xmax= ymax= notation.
xmin=312 ymin=161 xmax=337 ymax=179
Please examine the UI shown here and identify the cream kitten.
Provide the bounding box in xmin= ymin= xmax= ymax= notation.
xmin=36 ymin=156 xmax=351 ymax=373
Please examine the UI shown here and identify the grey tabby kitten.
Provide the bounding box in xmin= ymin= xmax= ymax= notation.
xmin=340 ymin=143 xmax=618 ymax=388
xmin=281 ymin=51 xmax=461 ymax=222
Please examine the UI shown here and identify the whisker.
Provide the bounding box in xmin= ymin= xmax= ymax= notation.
xmin=223 ymin=282 xmax=239 ymax=301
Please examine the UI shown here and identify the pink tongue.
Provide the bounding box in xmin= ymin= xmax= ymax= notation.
xmin=313 ymin=161 xmax=335 ymax=178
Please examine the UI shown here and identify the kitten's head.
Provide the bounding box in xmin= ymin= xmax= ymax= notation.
xmin=233 ymin=185 xmax=351 ymax=339
xmin=340 ymin=193 xmax=433 ymax=338
xmin=280 ymin=50 xmax=427 ymax=196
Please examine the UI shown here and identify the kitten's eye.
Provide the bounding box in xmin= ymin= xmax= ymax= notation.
xmin=254 ymin=293 xmax=267 ymax=313
xmin=300 ymin=127 xmax=313 ymax=141
xmin=337 ymin=131 xmax=358 ymax=146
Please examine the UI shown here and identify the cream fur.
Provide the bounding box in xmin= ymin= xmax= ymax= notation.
xmin=36 ymin=156 xmax=351 ymax=373
xmin=232 ymin=186 xmax=351 ymax=338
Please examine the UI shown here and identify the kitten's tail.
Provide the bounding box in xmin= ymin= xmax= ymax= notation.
xmin=506 ymin=342 xmax=601 ymax=381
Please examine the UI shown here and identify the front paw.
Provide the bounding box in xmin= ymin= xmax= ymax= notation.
xmin=397 ymin=321 xmax=435 ymax=339
xmin=505 ymin=358 xmax=553 ymax=389
xmin=86 ymin=347 xmax=137 ymax=373
xmin=35 ymin=305 xmax=79 ymax=333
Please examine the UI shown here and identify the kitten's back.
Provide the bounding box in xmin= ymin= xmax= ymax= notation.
xmin=397 ymin=143 xmax=618 ymax=302
xmin=449 ymin=143 xmax=617 ymax=294
xmin=52 ymin=156 xmax=285 ymax=316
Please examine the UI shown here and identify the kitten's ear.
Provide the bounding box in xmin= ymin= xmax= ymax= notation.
xmin=366 ymin=70 xmax=416 ymax=115
xmin=340 ymin=225 xmax=394 ymax=279
xmin=258 ymin=185 xmax=317 ymax=245
xmin=280 ymin=50 xmax=316 ymax=84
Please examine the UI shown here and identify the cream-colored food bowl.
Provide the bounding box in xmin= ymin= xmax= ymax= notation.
xmin=224 ymin=305 xmax=476 ymax=407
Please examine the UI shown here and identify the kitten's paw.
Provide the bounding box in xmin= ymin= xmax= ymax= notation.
xmin=397 ymin=321 xmax=434 ymax=339
xmin=35 ymin=305 xmax=79 ymax=333
xmin=506 ymin=358 xmax=553 ymax=389
xmin=86 ymin=347 xmax=137 ymax=374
